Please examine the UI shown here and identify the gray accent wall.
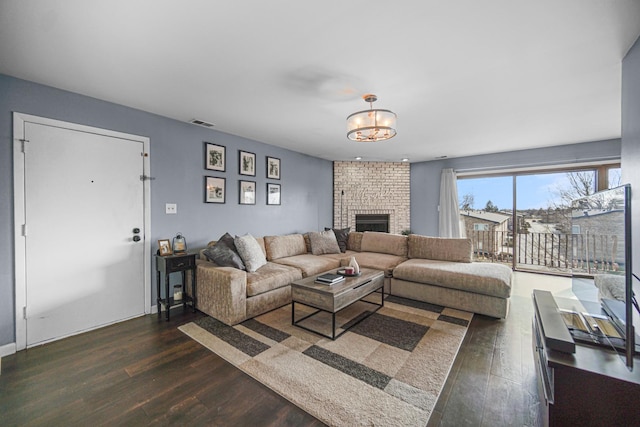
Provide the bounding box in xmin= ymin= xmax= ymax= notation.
xmin=411 ymin=139 xmax=622 ymax=237
xmin=0 ymin=74 xmax=333 ymax=348
xmin=622 ymin=35 xmax=640 ymax=278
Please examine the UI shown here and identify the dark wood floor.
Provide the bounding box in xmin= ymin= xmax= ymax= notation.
xmin=428 ymin=289 xmax=542 ymax=426
xmin=1 ymin=274 xmax=544 ymax=426
xmin=0 ymin=308 xmax=324 ymax=426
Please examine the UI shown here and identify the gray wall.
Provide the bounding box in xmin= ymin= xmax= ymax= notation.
xmin=622 ymin=35 xmax=640 ymax=278
xmin=0 ymin=74 xmax=333 ymax=348
xmin=410 ymin=139 xmax=622 ymax=236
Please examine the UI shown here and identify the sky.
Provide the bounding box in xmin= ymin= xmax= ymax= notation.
xmin=457 ymin=172 xmax=594 ymax=211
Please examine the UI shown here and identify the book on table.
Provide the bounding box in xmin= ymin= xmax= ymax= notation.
xmin=315 ymin=273 xmax=345 ymax=285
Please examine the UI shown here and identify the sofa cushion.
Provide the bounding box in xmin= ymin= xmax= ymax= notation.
xmin=264 ymin=234 xmax=307 ymax=261
xmin=393 ymin=259 xmax=512 ymax=298
xmin=308 ymin=229 xmax=341 ymax=255
xmin=344 ymin=252 xmax=407 ymax=277
xmin=202 ymin=238 xmax=246 ymax=270
xmin=347 ymin=231 xmax=363 ymax=252
xmin=408 ymin=235 xmax=472 ymax=263
xmin=324 ymin=227 xmax=350 ymax=253
xmin=246 ymin=262 xmax=302 ymax=297
xmin=235 ymin=234 xmax=268 ymax=272
xmin=272 ymin=254 xmax=341 ymax=277
xmin=360 ymin=232 xmax=408 ymax=257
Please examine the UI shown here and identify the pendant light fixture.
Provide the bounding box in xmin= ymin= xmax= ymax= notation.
xmin=346 ymin=94 xmax=397 ymax=142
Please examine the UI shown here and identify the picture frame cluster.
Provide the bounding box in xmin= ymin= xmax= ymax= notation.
xmin=203 ymin=142 xmax=281 ymax=205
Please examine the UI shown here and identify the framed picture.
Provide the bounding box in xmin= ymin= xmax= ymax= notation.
xmin=239 ymin=150 xmax=256 ymax=176
xmin=205 ymin=142 xmax=225 ymax=172
xmin=239 ymin=180 xmax=256 ymax=205
xmin=266 ymin=156 xmax=281 ymax=180
xmin=205 ymin=176 xmax=226 ymax=203
xmin=158 ymin=239 xmax=173 ymax=256
xmin=267 ymin=183 xmax=281 ymax=205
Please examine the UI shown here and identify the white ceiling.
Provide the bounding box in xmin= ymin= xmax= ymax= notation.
xmin=1 ymin=1 xmax=640 ymax=163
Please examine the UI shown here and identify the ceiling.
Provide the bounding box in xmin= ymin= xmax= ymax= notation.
xmin=1 ymin=1 xmax=640 ymax=163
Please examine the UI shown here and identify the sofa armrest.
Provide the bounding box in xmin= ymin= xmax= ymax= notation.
xmin=196 ymin=260 xmax=247 ymax=325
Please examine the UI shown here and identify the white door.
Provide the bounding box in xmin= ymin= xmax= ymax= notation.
xmin=14 ymin=114 xmax=151 ymax=349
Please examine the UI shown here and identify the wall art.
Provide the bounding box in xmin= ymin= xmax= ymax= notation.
xmin=266 ymin=156 xmax=280 ymax=180
xmin=239 ymin=180 xmax=256 ymax=205
xmin=205 ymin=176 xmax=226 ymax=203
xmin=239 ymin=150 xmax=256 ymax=176
xmin=205 ymin=142 xmax=225 ymax=171
xmin=267 ymin=183 xmax=281 ymax=205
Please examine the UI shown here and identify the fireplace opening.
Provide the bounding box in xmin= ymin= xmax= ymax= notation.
xmin=355 ymin=214 xmax=390 ymax=233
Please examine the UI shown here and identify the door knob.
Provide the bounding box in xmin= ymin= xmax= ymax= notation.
xmin=133 ymin=235 xmax=141 ymax=242
xmin=133 ymin=228 xmax=141 ymax=234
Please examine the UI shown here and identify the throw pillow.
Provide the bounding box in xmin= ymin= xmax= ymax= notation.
xmin=308 ymin=229 xmax=341 ymax=255
xmin=324 ymin=227 xmax=350 ymax=253
xmin=234 ymin=233 xmax=268 ymax=272
xmin=218 ymin=232 xmax=238 ymax=251
xmin=202 ymin=233 xmax=246 ymax=270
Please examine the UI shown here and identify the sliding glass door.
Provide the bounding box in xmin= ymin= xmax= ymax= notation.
xmin=457 ymin=164 xmax=619 ymax=275
xmin=457 ymin=176 xmax=514 ymax=263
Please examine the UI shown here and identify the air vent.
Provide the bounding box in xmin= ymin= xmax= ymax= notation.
xmin=189 ymin=119 xmax=215 ymax=128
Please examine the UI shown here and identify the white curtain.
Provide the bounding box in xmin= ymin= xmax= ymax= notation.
xmin=439 ymin=168 xmax=462 ymax=238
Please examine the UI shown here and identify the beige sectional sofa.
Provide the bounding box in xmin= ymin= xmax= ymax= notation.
xmin=195 ymin=231 xmax=512 ymax=325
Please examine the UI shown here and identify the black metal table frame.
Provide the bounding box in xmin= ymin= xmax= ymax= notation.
xmin=292 ymin=284 xmax=384 ymax=340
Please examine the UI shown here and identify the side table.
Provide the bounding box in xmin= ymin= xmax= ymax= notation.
xmin=155 ymin=252 xmax=197 ymax=321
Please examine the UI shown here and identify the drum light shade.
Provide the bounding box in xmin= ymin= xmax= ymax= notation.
xmin=347 ymin=94 xmax=397 ymax=142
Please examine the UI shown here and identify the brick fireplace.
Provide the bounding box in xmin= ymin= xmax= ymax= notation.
xmin=333 ymin=161 xmax=410 ymax=235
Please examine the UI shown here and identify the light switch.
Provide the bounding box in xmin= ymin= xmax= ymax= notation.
xmin=166 ymin=203 xmax=177 ymax=214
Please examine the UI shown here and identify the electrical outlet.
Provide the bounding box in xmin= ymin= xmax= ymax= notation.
xmin=165 ymin=203 xmax=177 ymax=214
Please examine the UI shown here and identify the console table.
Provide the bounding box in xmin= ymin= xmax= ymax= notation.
xmin=532 ymin=290 xmax=640 ymax=425
xmin=155 ymin=252 xmax=197 ymax=321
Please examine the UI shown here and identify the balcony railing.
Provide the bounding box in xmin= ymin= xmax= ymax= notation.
xmin=469 ymin=231 xmax=625 ymax=275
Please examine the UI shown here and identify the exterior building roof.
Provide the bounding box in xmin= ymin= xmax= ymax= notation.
xmin=460 ymin=210 xmax=511 ymax=224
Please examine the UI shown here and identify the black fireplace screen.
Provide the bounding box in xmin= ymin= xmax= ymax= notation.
xmin=355 ymin=214 xmax=389 ymax=233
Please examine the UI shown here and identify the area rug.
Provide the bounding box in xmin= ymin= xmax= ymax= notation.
xmin=179 ymin=295 xmax=472 ymax=426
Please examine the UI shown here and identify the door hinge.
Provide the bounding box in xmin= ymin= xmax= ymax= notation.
xmin=140 ymin=175 xmax=155 ymax=181
xmin=19 ymin=138 xmax=29 ymax=153
xmin=23 ymin=306 xmax=27 ymax=320
xmin=22 ymin=224 xmax=27 ymax=237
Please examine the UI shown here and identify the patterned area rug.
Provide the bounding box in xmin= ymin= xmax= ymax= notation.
xmin=179 ymin=295 xmax=472 ymax=426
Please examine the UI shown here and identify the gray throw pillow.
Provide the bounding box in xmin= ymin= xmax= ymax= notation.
xmin=309 ymin=229 xmax=341 ymax=255
xmin=325 ymin=227 xmax=350 ymax=253
xmin=203 ymin=233 xmax=246 ymax=270
xmin=218 ymin=232 xmax=238 ymax=251
xmin=234 ymin=233 xmax=267 ymax=272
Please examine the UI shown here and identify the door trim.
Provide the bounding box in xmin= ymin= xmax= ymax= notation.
xmin=13 ymin=112 xmax=152 ymax=351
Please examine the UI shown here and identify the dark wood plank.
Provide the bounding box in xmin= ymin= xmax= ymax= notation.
xmin=438 ymin=336 xmax=494 ymax=426
xmin=480 ymin=375 xmax=525 ymax=426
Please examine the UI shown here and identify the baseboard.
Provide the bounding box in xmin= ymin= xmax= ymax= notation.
xmin=151 ymin=304 xmax=158 ymax=314
xmin=0 ymin=342 xmax=17 ymax=357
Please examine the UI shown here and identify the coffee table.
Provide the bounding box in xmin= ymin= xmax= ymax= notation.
xmin=291 ymin=267 xmax=384 ymax=340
